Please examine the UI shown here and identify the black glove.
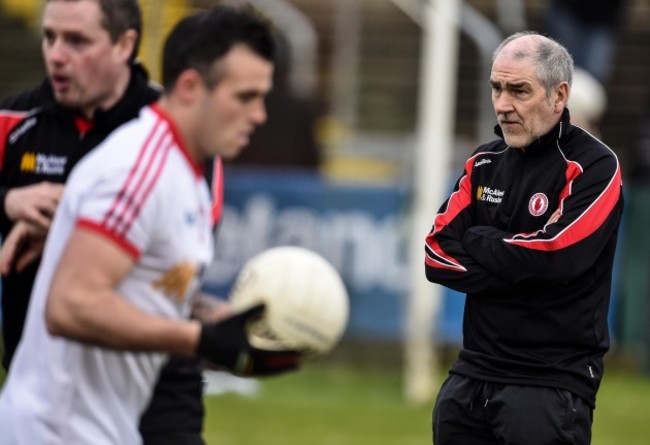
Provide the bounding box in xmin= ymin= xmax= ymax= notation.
xmin=197 ymin=304 xmax=301 ymax=377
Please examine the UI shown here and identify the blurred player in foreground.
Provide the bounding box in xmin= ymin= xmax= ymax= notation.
xmin=424 ymin=31 xmax=623 ymax=445
xmin=0 ymin=6 xmax=299 ymax=444
xmin=0 ymin=0 xmax=232 ymax=442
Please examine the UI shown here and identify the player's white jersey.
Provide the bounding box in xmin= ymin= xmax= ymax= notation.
xmin=0 ymin=105 xmax=213 ymax=445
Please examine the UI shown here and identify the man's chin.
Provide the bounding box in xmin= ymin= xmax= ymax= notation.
xmin=503 ymin=135 xmax=529 ymax=149
xmin=53 ymin=94 xmax=80 ymax=109
xmin=218 ymin=146 xmax=244 ymax=161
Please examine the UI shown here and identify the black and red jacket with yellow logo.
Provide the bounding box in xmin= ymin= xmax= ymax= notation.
xmin=424 ymin=108 xmax=623 ymax=408
xmin=0 ymin=65 xmax=160 ymax=368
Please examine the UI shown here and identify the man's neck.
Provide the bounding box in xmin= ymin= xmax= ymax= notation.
xmin=81 ymin=68 xmax=132 ymax=119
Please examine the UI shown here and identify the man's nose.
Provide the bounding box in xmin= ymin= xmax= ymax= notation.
xmin=493 ymin=93 xmax=514 ymax=115
xmin=251 ymin=101 xmax=267 ymax=125
xmin=45 ymin=39 xmax=68 ymax=65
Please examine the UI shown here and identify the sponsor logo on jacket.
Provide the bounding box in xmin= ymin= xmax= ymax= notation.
xmin=9 ymin=117 xmax=37 ymax=144
xmin=476 ymin=185 xmax=505 ymax=203
xmin=474 ymin=158 xmax=492 ymax=168
xmin=20 ymin=151 xmax=67 ymax=175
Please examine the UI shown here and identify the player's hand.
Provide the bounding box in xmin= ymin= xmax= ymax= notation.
xmin=192 ymin=294 xmax=232 ymax=323
xmin=0 ymin=220 xmax=47 ymax=275
xmin=197 ymin=304 xmax=301 ymax=377
xmin=4 ymin=182 xmax=64 ymax=230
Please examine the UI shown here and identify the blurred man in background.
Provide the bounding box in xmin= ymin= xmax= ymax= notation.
xmin=425 ymin=31 xmax=623 ymax=445
xmin=0 ymin=0 xmax=157 ymax=371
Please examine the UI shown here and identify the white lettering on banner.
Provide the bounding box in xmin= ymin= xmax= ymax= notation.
xmin=205 ymin=195 xmax=408 ymax=293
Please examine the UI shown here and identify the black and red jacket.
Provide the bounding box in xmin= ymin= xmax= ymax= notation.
xmin=424 ymin=108 xmax=623 ymax=407
xmin=0 ymin=65 xmax=160 ymax=368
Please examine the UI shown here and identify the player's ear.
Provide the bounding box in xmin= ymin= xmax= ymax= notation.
xmin=115 ymin=29 xmax=138 ymax=65
xmin=173 ymin=69 xmax=206 ymax=104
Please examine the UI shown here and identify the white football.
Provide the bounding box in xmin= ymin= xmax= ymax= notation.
xmin=229 ymin=246 xmax=349 ymax=358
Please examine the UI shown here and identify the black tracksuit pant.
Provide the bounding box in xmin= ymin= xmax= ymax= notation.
xmin=433 ymin=374 xmax=593 ymax=445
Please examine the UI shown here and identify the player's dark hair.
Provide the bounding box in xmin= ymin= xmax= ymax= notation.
xmin=47 ymin=0 xmax=142 ymax=63
xmin=161 ymin=6 xmax=275 ymax=92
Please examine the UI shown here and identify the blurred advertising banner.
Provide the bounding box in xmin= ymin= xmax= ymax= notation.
xmin=202 ymin=168 xmax=464 ymax=343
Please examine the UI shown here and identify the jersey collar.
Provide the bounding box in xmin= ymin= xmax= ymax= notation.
xmin=150 ymin=103 xmax=205 ymax=179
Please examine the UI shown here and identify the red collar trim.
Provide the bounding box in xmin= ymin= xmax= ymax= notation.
xmin=74 ymin=115 xmax=94 ymax=137
xmin=150 ymin=103 xmax=204 ymax=178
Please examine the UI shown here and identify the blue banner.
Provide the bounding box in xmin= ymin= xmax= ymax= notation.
xmin=203 ymin=168 xmax=464 ymax=343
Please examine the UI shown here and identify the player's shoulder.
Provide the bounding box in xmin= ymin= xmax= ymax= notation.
xmin=75 ymin=107 xmax=156 ymax=171
xmin=105 ymin=105 xmax=174 ymax=162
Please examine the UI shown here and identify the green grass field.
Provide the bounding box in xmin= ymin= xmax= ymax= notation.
xmin=203 ymin=361 xmax=650 ymax=445
xmin=1 ymin=349 xmax=649 ymax=444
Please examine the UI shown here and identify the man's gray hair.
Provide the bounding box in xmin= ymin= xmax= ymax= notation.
xmin=493 ymin=31 xmax=574 ymax=97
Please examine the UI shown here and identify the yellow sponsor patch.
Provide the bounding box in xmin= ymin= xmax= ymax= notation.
xmin=20 ymin=151 xmax=36 ymax=172
xmin=153 ymin=261 xmax=197 ymax=302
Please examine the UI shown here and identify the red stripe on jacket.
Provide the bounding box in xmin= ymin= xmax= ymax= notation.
xmin=505 ymin=161 xmax=622 ymax=251
xmin=424 ymin=154 xmax=480 ymax=271
xmin=0 ymin=110 xmax=29 ymax=171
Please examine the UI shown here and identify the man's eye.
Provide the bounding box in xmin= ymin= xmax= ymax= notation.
xmin=238 ymin=92 xmax=258 ymax=103
xmin=68 ymin=36 xmax=89 ymax=47
xmin=43 ymin=31 xmax=55 ymax=45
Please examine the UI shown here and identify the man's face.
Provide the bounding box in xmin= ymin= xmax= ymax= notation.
xmin=197 ymin=45 xmax=273 ymax=160
xmin=41 ymin=0 xmax=131 ymax=116
xmin=490 ymin=41 xmax=566 ymax=149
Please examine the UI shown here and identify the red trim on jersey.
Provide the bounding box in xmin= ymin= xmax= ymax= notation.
xmin=211 ymin=157 xmax=224 ymax=225
xmin=102 ymin=117 xmax=163 ymax=228
xmin=150 ymin=103 xmax=204 ymax=178
xmin=505 ymin=162 xmax=622 ymax=251
xmin=110 ymin=134 xmax=167 ymax=235
xmin=77 ymin=218 xmax=141 ymax=259
xmin=104 ymin=114 xmax=171 ymax=237
xmin=73 ymin=115 xmax=94 ymax=137
xmin=0 ymin=110 xmax=29 ymax=171
xmin=424 ymin=154 xmax=479 ymax=272
xmin=117 ymin=139 xmax=172 ymax=238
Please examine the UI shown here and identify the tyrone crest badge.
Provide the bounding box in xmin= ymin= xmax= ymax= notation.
xmin=528 ymin=193 xmax=549 ymax=217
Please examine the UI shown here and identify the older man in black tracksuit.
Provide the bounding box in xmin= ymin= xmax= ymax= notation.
xmin=425 ymin=31 xmax=623 ymax=445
